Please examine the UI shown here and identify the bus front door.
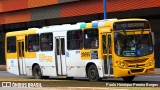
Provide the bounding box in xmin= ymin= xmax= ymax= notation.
xmin=17 ymin=40 xmax=26 ymax=75
xmin=102 ymin=33 xmax=113 ymax=76
xmin=55 ymin=37 xmax=67 ymax=76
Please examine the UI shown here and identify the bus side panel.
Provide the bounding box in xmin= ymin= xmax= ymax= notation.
xmin=37 ymin=52 xmax=57 ymax=76
xmin=24 ymin=52 xmax=57 ymax=77
xmin=66 ymin=50 xmax=86 ymax=77
xmin=66 ymin=50 xmax=104 ymax=78
xmin=85 ymin=60 xmax=104 ymax=78
xmin=96 ymin=60 xmax=104 ymax=78
xmin=25 ymin=28 xmax=57 ymax=77
xmin=24 ymin=58 xmax=36 ymax=76
xmin=7 ymin=58 xmax=20 ymax=75
xmin=25 ymin=61 xmax=32 ymax=76
xmin=5 ymin=35 xmax=19 ymax=75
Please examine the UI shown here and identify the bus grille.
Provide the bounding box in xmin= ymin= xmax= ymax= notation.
xmin=131 ymin=69 xmax=144 ymax=73
xmin=128 ymin=64 xmax=145 ymax=68
xmin=124 ymin=58 xmax=148 ymax=64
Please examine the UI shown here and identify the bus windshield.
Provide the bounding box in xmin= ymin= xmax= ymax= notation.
xmin=114 ymin=31 xmax=153 ymax=57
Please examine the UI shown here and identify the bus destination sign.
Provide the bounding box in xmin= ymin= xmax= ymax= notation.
xmin=113 ymin=21 xmax=150 ymax=30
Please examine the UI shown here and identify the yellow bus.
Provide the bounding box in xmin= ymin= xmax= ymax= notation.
xmin=5 ymin=18 xmax=155 ymax=82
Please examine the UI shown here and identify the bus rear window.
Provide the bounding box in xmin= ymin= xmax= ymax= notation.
xmin=7 ymin=36 xmax=16 ymax=53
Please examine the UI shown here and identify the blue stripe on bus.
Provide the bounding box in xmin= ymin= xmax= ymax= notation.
xmin=92 ymin=23 xmax=98 ymax=27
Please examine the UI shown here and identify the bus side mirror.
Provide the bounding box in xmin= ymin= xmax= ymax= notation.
xmin=151 ymin=32 xmax=155 ymax=46
xmin=108 ymin=35 xmax=111 ymax=48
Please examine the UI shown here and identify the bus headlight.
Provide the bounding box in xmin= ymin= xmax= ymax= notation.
xmin=145 ymin=60 xmax=154 ymax=67
xmin=148 ymin=60 xmax=154 ymax=66
xmin=119 ymin=61 xmax=128 ymax=68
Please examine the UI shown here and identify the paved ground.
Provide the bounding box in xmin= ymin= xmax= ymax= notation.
xmin=0 ymin=87 xmax=42 ymax=90
xmin=1 ymin=65 xmax=160 ymax=73
xmin=0 ymin=71 xmax=160 ymax=90
xmin=0 ymin=71 xmax=31 ymax=79
xmin=0 ymin=65 xmax=5 ymax=71
xmin=1 ymin=65 xmax=160 ymax=89
xmin=0 ymin=71 xmax=160 ymax=84
xmin=0 ymin=87 xmax=129 ymax=90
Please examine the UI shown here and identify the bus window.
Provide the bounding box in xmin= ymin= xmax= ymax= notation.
xmin=102 ymin=35 xmax=107 ymax=54
xmin=84 ymin=28 xmax=98 ymax=49
xmin=7 ymin=36 xmax=16 ymax=53
xmin=114 ymin=32 xmax=153 ymax=56
xmin=56 ymin=39 xmax=60 ymax=55
xmin=108 ymin=35 xmax=112 ymax=54
xmin=40 ymin=33 xmax=53 ymax=51
xmin=28 ymin=34 xmax=39 ymax=52
xmin=67 ymin=30 xmax=82 ymax=50
xmin=61 ymin=38 xmax=65 ymax=55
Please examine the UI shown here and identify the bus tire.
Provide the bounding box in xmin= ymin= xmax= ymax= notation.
xmin=88 ymin=64 xmax=99 ymax=81
xmin=33 ymin=65 xmax=42 ymax=79
xmin=122 ymin=76 xmax=135 ymax=82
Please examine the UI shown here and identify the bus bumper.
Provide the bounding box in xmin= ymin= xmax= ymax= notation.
xmin=114 ymin=66 xmax=155 ymax=78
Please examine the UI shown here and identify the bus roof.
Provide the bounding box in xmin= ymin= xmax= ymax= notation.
xmin=6 ymin=28 xmax=36 ymax=37
xmin=6 ymin=18 xmax=148 ymax=37
xmin=80 ymin=18 xmax=147 ymax=29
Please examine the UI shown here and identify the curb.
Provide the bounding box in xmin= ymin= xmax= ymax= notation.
xmin=0 ymin=65 xmax=6 ymax=71
xmin=40 ymin=87 xmax=127 ymax=90
xmin=155 ymin=68 xmax=160 ymax=74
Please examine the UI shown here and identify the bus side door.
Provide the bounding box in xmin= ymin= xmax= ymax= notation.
xmin=55 ymin=37 xmax=67 ymax=76
xmin=17 ymin=39 xmax=26 ymax=75
xmin=102 ymin=33 xmax=113 ymax=76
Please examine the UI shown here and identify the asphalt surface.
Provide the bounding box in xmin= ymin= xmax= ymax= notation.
xmin=0 ymin=71 xmax=160 ymax=88
xmin=0 ymin=71 xmax=32 ymax=78
xmin=0 ymin=87 xmax=42 ymax=90
xmin=0 ymin=71 xmax=160 ymax=82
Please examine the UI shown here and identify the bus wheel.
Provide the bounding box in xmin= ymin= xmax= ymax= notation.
xmin=88 ymin=65 xmax=99 ymax=81
xmin=33 ymin=65 xmax=42 ymax=79
xmin=122 ymin=76 xmax=135 ymax=82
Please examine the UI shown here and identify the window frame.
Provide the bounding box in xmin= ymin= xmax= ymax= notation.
xmin=7 ymin=36 xmax=16 ymax=53
xmin=83 ymin=28 xmax=99 ymax=49
xmin=67 ymin=29 xmax=83 ymax=50
xmin=28 ymin=34 xmax=40 ymax=52
xmin=40 ymin=32 xmax=53 ymax=51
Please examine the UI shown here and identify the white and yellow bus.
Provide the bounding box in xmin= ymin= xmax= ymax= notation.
xmin=5 ymin=18 xmax=155 ymax=82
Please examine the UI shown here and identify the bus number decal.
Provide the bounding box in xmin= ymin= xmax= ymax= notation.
xmin=39 ymin=54 xmax=52 ymax=62
xmin=81 ymin=51 xmax=91 ymax=60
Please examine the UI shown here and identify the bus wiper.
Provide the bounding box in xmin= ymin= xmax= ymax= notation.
xmin=141 ymin=28 xmax=144 ymax=35
xmin=123 ymin=29 xmax=127 ymax=35
xmin=140 ymin=28 xmax=144 ymax=39
xmin=137 ymin=28 xmax=144 ymax=43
